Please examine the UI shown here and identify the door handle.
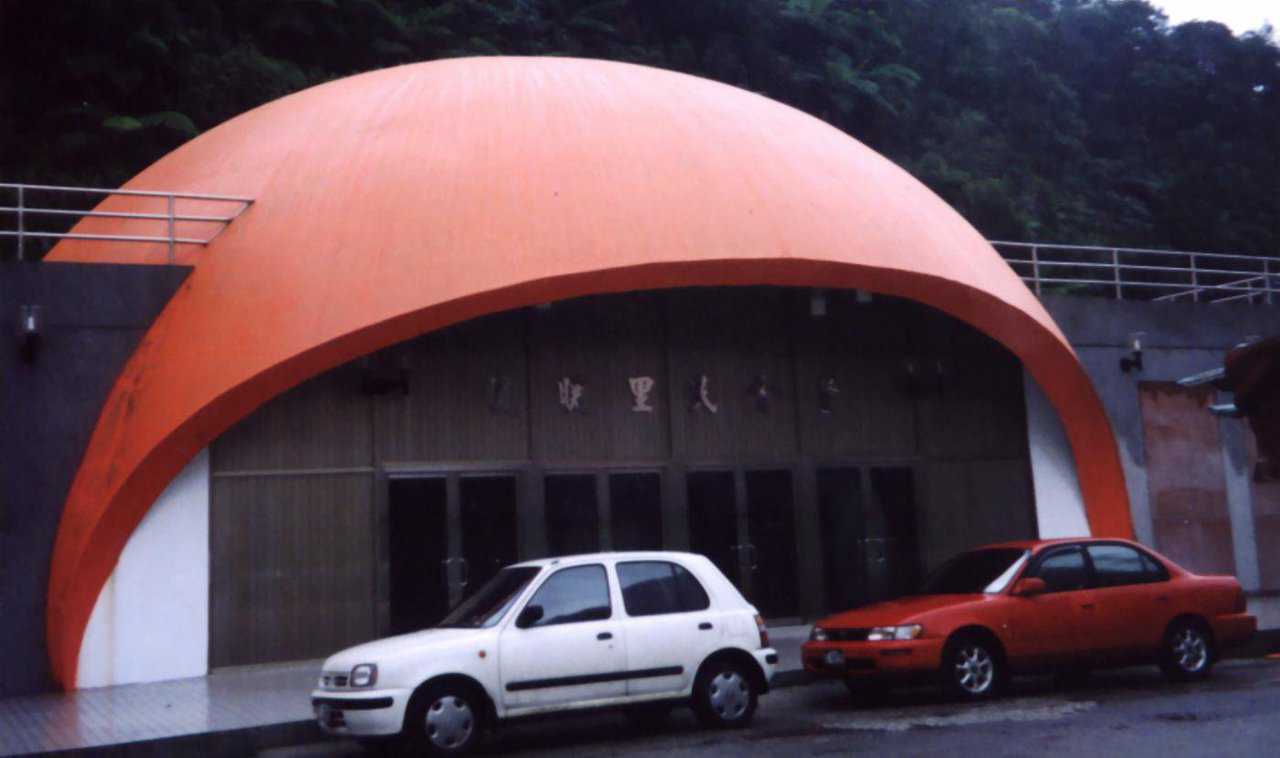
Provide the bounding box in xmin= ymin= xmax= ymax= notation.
xmin=1156 ymin=596 xmax=1170 ymax=603
xmin=1080 ymin=602 xmax=1096 ymax=610
xmin=597 ymin=632 xmax=613 ymax=641
xmin=698 ymin=622 xmax=713 ymax=630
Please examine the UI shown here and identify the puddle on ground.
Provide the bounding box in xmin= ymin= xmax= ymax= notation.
xmin=821 ymin=697 xmax=1098 ymax=732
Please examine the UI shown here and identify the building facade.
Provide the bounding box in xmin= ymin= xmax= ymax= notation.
xmin=1 ymin=57 xmax=1275 ymax=697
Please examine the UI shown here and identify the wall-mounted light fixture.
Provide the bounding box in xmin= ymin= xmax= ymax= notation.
xmin=17 ymin=304 xmax=42 ymax=363
xmin=1119 ymin=331 xmax=1145 ymax=373
xmin=809 ymin=290 xmax=827 ymax=318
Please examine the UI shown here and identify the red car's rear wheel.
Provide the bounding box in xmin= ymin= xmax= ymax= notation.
xmin=1159 ymin=619 xmax=1215 ymax=681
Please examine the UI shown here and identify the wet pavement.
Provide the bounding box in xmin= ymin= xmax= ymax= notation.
xmin=267 ymin=659 xmax=1280 ymax=758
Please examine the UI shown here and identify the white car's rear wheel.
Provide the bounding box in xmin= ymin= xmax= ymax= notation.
xmin=693 ymin=659 xmax=758 ymax=728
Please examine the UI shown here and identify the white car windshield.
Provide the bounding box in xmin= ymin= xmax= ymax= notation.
xmin=437 ymin=566 xmax=540 ymax=628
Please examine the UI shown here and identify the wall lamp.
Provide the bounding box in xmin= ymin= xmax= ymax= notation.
xmin=1119 ymin=331 xmax=1144 ymax=373
xmin=17 ymin=304 xmax=42 ymax=363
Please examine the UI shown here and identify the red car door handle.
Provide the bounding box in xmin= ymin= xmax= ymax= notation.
xmin=1080 ymin=603 xmax=1096 ymax=610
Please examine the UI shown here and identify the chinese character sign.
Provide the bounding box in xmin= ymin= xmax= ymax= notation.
xmin=629 ymin=376 xmax=655 ymax=412
xmin=557 ymin=377 xmax=584 ymax=412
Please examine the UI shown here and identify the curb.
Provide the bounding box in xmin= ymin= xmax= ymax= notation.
xmin=34 ymin=721 xmax=322 ymax=758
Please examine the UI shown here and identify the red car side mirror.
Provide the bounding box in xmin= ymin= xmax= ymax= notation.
xmin=1013 ymin=577 xmax=1047 ymax=597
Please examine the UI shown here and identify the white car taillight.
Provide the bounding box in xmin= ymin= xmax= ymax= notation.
xmin=755 ymin=614 xmax=769 ymax=648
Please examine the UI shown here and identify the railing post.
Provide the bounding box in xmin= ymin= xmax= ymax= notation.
xmin=1190 ymin=253 xmax=1199 ymax=303
xmin=1112 ymin=248 xmax=1122 ymax=300
xmin=16 ymin=184 xmax=24 ymax=261
xmin=1031 ymin=244 xmax=1041 ymax=295
xmin=166 ymin=194 xmax=176 ymax=265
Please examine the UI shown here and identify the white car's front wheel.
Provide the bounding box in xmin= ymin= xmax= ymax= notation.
xmin=404 ymin=683 xmax=484 ymax=755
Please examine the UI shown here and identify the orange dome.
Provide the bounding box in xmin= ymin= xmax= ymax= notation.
xmin=46 ymin=57 xmax=1131 ymax=688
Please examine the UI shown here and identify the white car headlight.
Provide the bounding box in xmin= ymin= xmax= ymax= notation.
xmin=810 ymin=625 xmax=829 ymax=642
xmin=350 ymin=663 xmax=378 ymax=688
xmin=866 ymin=624 xmax=923 ymax=641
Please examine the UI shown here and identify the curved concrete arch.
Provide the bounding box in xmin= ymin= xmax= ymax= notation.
xmin=46 ymin=57 xmax=1132 ymax=689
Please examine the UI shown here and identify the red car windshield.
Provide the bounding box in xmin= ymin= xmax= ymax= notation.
xmin=920 ymin=548 xmax=1029 ymax=595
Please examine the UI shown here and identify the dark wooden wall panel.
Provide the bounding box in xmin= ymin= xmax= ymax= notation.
xmin=1140 ymin=383 xmax=1237 ymax=575
xmin=915 ymin=328 xmax=1028 ymax=461
xmin=375 ymin=311 xmax=529 ymax=462
xmin=213 ymin=364 xmax=371 ymax=472
xmin=666 ymin=289 xmax=798 ymax=462
xmin=916 ymin=458 xmax=1035 ymax=574
xmin=916 ymin=461 xmax=970 ymax=573
xmin=795 ymin=294 xmax=918 ymax=458
xmin=210 ymin=473 xmax=375 ymax=667
xmin=529 ymin=294 xmax=669 ymax=461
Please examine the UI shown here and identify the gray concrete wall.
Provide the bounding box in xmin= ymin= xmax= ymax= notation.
xmin=1041 ymin=295 xmax=1280 ymax=599
xmin=0 ymin=262 xmax=188 ymax=697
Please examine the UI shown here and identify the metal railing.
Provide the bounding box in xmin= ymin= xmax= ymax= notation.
xmin=992 ymin=241 xmax=1278 ymax=305
xmin=1 ymin=182 xmax=254 ymax=264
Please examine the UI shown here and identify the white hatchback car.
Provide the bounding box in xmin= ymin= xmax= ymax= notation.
xmin=311 ymin=551 xmax=778 ymax=754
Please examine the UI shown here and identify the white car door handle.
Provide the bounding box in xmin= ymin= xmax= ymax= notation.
xmin=597 ymin=631 xmax=613 ymax=641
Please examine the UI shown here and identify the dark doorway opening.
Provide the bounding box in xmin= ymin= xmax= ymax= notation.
xmin=687 ymin=470 xmax=739 ymax=587
xmin=545 ymin=473 xmax=599 ymax=555
xmin=388 ymin=478 xmax=448 ymax=634
xmin=609 ymin=472 xmax=663 ymax=551
xmin=461 ymin=475 xmax=520 ymax=596
xmin=745 ymin=469 xmax=799 ymax=618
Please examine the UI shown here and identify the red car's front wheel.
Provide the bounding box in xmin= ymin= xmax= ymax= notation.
xmin=942 ymin=635 xmax=1004 ymax=700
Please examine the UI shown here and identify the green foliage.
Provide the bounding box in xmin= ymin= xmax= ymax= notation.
xmin=1 ymin=0 xmax=1276 ymax=259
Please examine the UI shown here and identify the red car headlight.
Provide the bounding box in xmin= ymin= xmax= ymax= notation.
xmin=867 ymin=624 xmax=923 ymax=641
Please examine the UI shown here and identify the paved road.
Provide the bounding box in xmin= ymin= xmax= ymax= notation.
xmin=268 ymin=659 xmax=1280 ymax=757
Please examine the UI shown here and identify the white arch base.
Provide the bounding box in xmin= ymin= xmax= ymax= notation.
xmin=1024 ymin=371 xmax=1091 ymax=538
xmin=77 ymin=449 xmax=210 ymax=689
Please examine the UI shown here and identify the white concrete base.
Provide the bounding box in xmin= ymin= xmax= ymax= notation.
xmin=1023 ymin=372 xmax=1091 ymax=538
xmin=1247 ymin=595 xmax=1280 ymax=631
xmin=77 ymin=449 xmax=210 ymax=688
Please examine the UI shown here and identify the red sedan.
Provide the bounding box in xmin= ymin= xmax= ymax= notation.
xmin=803 ymin=538 xmax=1256 ymax=700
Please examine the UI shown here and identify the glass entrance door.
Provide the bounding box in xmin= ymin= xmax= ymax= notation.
xmin=542 ymin=469 xmax=666 ymax=555
xmin=388 ymin=472 xmax=520 ymax=634
xmin=817 ymin=465 xmax=919 ymax=614
xmin=818 ymin=467 xmax=866 ymax=613
xmin=686 ymin=467 xmax=799 ymax=619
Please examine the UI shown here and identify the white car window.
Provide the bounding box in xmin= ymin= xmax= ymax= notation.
xmin=521 ymin=564 xmax=612 ymax=627
xmin=617 ymin=561 xmax=711 ymax=616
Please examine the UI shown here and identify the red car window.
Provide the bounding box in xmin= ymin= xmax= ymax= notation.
xmin=1030 ymin=547 xmax=1089 ymax=593
xmin=1087 ymin=544 xmax=1168 ymax=587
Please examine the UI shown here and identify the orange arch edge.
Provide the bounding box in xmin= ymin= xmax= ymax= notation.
xmin=41 ymin=57 xmax=1134 ymax=691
